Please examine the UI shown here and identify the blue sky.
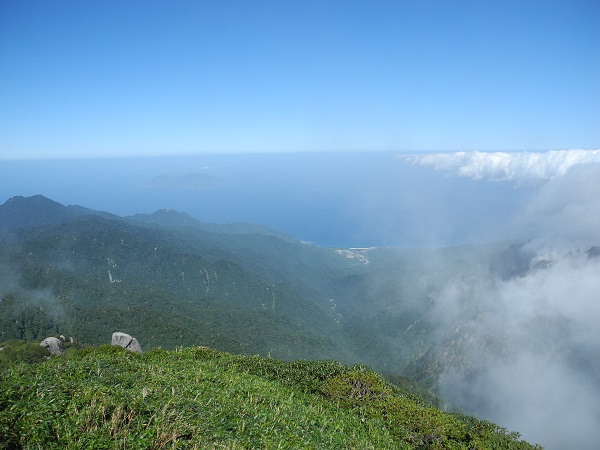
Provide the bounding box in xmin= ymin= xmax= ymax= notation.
xmin=1 ymin=0 xmax=599 ymax=159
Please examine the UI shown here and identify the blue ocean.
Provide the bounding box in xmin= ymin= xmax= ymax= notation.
xmin=0 ymin=152 xmax=528 ymax=247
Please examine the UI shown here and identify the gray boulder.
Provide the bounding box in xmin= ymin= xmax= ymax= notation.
xmin=111 ymin=332 xmax=143 ymax=353
xmin=40 ymin=337 xmax=65 ymax=356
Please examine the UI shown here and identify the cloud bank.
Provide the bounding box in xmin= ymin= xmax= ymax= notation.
xmin=409 ymin=150 xmax=600 ymax=448
xmin=401 ymin=149 xmax=600 ymax=183
xmin=400 ymin=149 xmax=600 ymax=248
xmin=522 ymin=163 xmax=600 ymax=251
xmin=434 ymin=250 xmax=600 ymax=449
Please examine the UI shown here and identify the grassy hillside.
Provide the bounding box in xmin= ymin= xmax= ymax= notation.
xmin=0 ymin=345 xmax=541 ymax=449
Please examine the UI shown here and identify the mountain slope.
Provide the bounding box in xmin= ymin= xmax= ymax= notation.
xmin=0 ymin=214 xmax=354 ymax=361
xmin=0 ymin=194 xmax=542 ymax=378
xmin=0 ymin=345 xmax=542 ymax=449
xmin=0 ymin=195 xmax=116 ymax=235
xmin=127 ymin=208 xmax=296 ymax=241
xmin=0 ymin=195 xmax=560 ymax=389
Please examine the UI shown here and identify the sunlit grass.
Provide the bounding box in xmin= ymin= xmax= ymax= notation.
xmin=0 ymin=345 xmax=541 ymax=449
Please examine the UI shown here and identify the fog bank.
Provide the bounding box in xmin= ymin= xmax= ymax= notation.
xmin=416 ymin=150 xmax=600 ymax=449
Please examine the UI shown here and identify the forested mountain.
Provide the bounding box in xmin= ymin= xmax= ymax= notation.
xmin=0 ymin=194 xmax=117 ymax=236
xmin=0 ymin=195 xmax=512 ymax=380
xmin=1 ymin=194 xmax=580 ymax=395
xmin=127 ymin=208 xmax=297 ymax=241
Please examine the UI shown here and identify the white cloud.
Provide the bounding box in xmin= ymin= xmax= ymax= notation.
xmin=434 ymin=252 xmax=600 ymax=449
xmin=400 ymin=149 xmax=600 ymax=183
xmin=409 ymin=149 xmax=600 ymax=447
xmin=522 ymin=163 xmax=600 ymax=250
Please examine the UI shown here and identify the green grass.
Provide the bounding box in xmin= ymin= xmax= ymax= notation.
xmin=0 ymin=340 xmax=50 ymax=368
xmin=0 ymin=345 xmax=541 ymax=449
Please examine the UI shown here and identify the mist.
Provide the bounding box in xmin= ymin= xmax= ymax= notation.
xmin=409 ymin=150 xmax=600 ymax=449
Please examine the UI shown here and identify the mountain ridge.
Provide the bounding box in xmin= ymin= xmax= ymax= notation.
xmin=0 ymin=194 xmax=297 ymax=242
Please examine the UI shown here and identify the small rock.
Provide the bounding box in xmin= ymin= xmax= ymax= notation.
xmin=111 ymin=332 xmax=143 ymax=353
xmin=40 ymin=337 xmax=65 ymax=356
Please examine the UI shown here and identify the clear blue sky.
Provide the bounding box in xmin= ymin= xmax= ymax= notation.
xmin=1 ymin=0 xmax=599 ymax=159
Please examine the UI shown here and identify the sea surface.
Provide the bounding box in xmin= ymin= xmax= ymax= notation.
xmin=0 ymin=152 xmax=529 ymax=247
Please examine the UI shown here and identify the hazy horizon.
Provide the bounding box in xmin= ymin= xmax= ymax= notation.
xmin=3 ymin=149 xmax=599 ymax=248
xmin=0 ymin=150 xmax=535 ymax=248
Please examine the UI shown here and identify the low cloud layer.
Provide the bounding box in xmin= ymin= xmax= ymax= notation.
xmin=414 ymin=150 xmax=600 ymax=448
xmin=401 ymin=149 xmax=600 ymax=248
xmin=401 ymin=149 xmax=600 ymax=183
xmin=434 ymin=251 xmax=600 ymax=449
xmin=522 ymin=163 xmax=600 ymax=251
